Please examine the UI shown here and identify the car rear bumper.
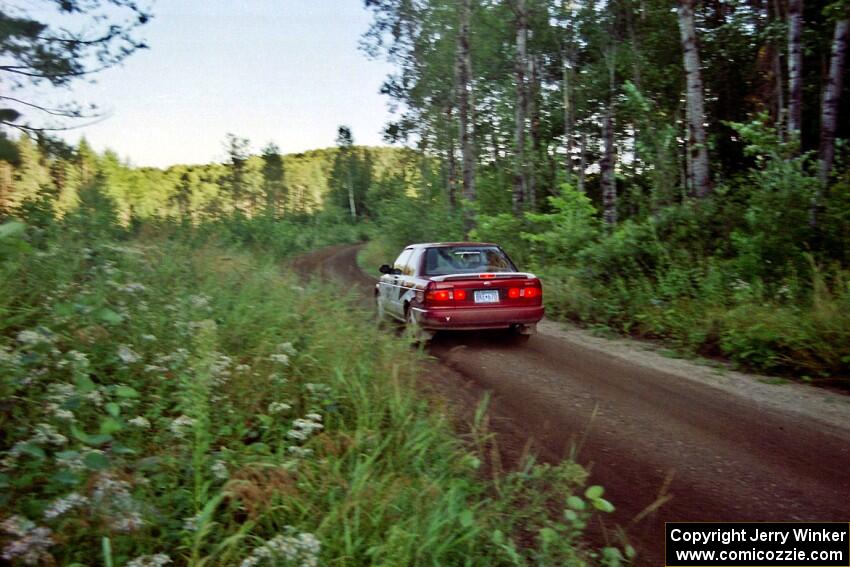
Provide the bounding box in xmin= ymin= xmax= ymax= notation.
xmin=411 ymin=305 xmax=544 ymax=331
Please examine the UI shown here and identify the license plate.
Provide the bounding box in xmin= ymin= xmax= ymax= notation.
xmin=474 ymin=290 xmax=500 ymax=304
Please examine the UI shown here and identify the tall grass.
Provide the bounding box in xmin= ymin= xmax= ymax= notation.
xmin=0 ymin=217 xmax=624 ymax=566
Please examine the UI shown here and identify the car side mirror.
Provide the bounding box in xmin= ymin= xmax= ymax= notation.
xmin=379 ymin=264 xmax=392 ymax=274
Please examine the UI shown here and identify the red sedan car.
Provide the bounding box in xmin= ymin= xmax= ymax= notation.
xmin=375 ymin=242 xmax=544 ymax=342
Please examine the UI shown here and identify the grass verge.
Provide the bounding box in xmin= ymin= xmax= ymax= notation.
xmin=1 ymin=221 xmax=627 ymax=566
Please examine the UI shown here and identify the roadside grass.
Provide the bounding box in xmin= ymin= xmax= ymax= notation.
xmin=356 ymin=238 xmax=394 ymax=278
xmin=538 ymin=264 xmax=850 ymax=383
xmin=1 ymin=219 xmax=626 ymax=566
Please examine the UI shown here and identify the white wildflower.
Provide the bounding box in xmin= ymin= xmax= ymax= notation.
xmin=267 ymin=402 xmax=292 ymax=414
xmin=286 ymin=413 xmax=324 ymax=443
xmin=66 ymin=350 xmax=90 ymax=367
xmin=240 ymin=528 xmax=321 ymax=567
xmin=44 ymin=493 xmax=88 ymax=519
xmin=1 ymin=515 xmax=34 ymax=538
xmin=118 ymin=345 xmax=141 ymax=364
xmin=120 ymin=283 xmax=147 ymax=293
xmin=211 ymin=354 xmax=232 ymax=377
xmin=188 ymin=294 xmax=212 ymax=309
xmin=156 ymin=348 xmax=189 ymax=368
xmin=92 ymin=473 xmax=145 ymax=533
xmin=0 ymin=345 xmax=14 ymax=364
xmin=85 ymin=389 xmax=104 ymax=406
xmin=287 ymin=446 xmax=313 ymax=458
xmin=291 ymin=419 xmax=323 ymax=434
xmin=182 ymin=512 xmax=202 ymax=532
xmin=33 ymin=423 xmax=67 ymax=446
xmin=277 ymin=342 xmax=297 ymax=356
xmin=211 ymin=460 xmax=229 ymax=481
xmin=126 ymin=554 xmax=172 ymax=567
xmin=235 ymin=364 xmax=250 ymax=372
xmin=54 ymin=450 xmax=87 ymax=472
xmin=51 ymin=407 xmax=75 ymax=422
xmin=269 ymin=354 xmax=290 ymax=366
xmin=1 ymin=516 xmax=55 ymax=565
xmin=128 ymin=416 xmax=151 ymax=429
xmin=304 ymin=383 xmax=330 ymax=396
xmin=16 ymin=330 xmax=52 ymax=346
xmin=169 ymin=415 xmax=196 ymax=438
xmin=286 ymin=429 xmax=308 ymax=442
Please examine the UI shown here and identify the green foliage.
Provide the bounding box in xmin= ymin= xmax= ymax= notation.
xmin=471 ymin=213 xmax=529 ymax=263
xmin=0 ymin=133 xmax=422 ymax=225
xmin=370 ymin=193 xmax=465 ymax=254
xmin=522 ymin=185 xmax=601 ymax=265
xmin=0 ymin=1 xmax=151 ymax=131
xmin=726 ymin=117 xmax=821 ymax=281
xmin=0 ymin=202 xmax=620 ymax=565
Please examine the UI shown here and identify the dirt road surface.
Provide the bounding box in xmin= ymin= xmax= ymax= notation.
xmin=293 ymin=244 xmax=850 ymax=565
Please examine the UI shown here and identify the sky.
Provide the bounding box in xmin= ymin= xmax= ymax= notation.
xmin=48 ymin=1 xmax=396 ymax=168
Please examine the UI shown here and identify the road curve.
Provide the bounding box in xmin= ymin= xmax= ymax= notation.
xmin=293 ymin=243 xmax=850 ymax=565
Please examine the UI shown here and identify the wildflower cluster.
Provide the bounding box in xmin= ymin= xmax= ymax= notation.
xmin=240 ymin=528 xmax=321 ymax=567
xmin=91 ymin=473 xmax=145 ymax=532
xmin=286 ymin=413 xmax=323 ymax=443
xmin=126 ymin=554 xmax=172 ymax=567
xmin=1 ymin=516 xmax=55 ymax=565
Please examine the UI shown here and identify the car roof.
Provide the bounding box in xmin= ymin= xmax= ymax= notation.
xmin=406 ymin=242 xmax=500 ymax=249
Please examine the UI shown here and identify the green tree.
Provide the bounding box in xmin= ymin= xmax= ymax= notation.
xmin=0 ymin=0 xmax=151 ymax=134
xmin=261 ymin=142 xmax=286 ymax=217
xmin=335 ymin=126 xmax=358 ymax=219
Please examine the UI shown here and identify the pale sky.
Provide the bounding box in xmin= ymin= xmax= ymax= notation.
xmin=49 ymin=1 xmax=395 ymax=167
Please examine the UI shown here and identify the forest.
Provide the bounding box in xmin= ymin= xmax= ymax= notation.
xmin=1 ymin=0 xmax=849 ymax=563
xmin=8 ymin=0 xmax=846 ymax=377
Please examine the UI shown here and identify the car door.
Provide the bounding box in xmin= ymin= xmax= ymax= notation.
xmin=396 ymin=248 xmax=422 ymax=313
xmin=386 ymin=248 xmax=413 ymax=317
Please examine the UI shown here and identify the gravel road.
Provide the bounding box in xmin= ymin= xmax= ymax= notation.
xmin=293 ymin=243 xmax=850 ymax=565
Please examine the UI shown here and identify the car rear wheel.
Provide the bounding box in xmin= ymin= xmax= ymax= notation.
xmin=405 ymin=306 xmax=434 ymax=344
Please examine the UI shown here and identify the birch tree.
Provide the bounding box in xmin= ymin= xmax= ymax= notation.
xmin=513 ymin=0 xmax=530 ymax=214
xmin=787 ymin=0 xmax=804 ymax=137
xmin=457 ymin=0 xmax=477 ymax=219
xmin=818 ymin=18 xmax=848 ymax=184
xmin=677 ymin=0 xmax=711 ymax=198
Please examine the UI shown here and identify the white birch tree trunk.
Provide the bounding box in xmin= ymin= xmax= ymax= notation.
xmin=787 ymin=0 xmax=804 ymax=137
xmin=818 ymin=18 xmax=848 ymax=185
xmin=513 ymin=0 xmax=528 ymax=214
xmin=677 ymin=0 xmax=711 ymax=198
xmin=457 ymin=0 xmax=476 ymax=213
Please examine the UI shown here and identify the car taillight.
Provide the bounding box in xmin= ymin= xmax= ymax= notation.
xmin=427 ymin=289 xmax=452 ymax=301
xmin=507 ymin=286 xmax=541 ymax=299
xmin=425 ymin=285 xmax=468 ymax=303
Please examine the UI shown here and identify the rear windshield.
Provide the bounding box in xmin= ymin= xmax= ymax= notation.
xmin=423 ymin=246 xmax=516 ymax=276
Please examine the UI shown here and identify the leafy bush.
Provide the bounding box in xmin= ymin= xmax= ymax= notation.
xmin=522 ymin=185 xmax=600 ymax=266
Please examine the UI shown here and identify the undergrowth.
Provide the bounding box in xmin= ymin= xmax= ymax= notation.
xmin=0 ymin=213 xmax=626 ymax=566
